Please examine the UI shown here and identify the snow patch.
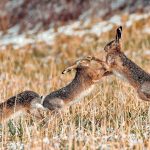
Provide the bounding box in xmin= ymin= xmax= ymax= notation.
xmin=58 ymin=21 xmax=81 ymax=35
xmin=91 ymin=22 xmax=113 ymax=35
xmin=0 ymin=34 xmax=34 ymax=48
xmin=111 ymin=0 xmax=126 ymax=10
xmin=37 ymin=28 xmax=55 ymax=45
xmin=0 ymin=13 xmax=149 ymax=49
xmin=126 ymin=13 xmax=150 ymax=27
xmin=109 ymin=15 xmax=122 ymax=25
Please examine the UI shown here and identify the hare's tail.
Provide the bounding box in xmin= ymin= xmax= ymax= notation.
xmin=0 ymin=90 xmax=41 ymax=123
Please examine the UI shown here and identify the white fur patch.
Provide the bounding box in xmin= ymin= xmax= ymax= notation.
xmin=33 ymin=103 xmax=47 ymax=110
xmin=41 ymin=95 xmax=45 ymax=105
xmin=30 ymin=97 xmax=47 ymax=110
xmin=113 ymin=70 xmax=127 ymax=81
xmin=141 ymin=82 xmax=150 ymax=94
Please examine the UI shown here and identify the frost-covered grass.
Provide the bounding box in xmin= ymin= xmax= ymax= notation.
xmin=0 ymin=15 xmax=150 ymax=149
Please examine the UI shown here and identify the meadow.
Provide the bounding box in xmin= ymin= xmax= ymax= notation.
xmin=0 ymin=16 xmax=150 ymax=149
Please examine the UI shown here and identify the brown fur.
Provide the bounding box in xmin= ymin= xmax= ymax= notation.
xmin=0 ymin=58 xmax=110 ymax=122
xmin=43 ymin=58 xmax=110 ymax=110
xmin=104 ymin=26 xmax=150 ymax=101
xmin=0 ymin=90 xmax=40 ymax=123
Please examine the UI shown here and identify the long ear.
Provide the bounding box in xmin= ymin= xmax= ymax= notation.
xmin=85 ymin=56 xmax=109 ymax=69
xmin=62 ymin=64 xmax=77 ymax=74
xmin=75 ymin=57 xmax=91 ymax=67
xmin=62 ymin=57 xmax=91 ymax=74
xmin=115 ymin=26 xmax=122 ymax=43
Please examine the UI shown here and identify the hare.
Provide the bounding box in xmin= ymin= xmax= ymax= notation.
xmin=0 ymin=90 xmax=41 ymax=123
xmin=0 ymin=57 xmax=109 ymax=122
xmin=103 ymin=26 xmax=150 ymax=101
xmin=42 ymin=57 xmax=110 ymax=110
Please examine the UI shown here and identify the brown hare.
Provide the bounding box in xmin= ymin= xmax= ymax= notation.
xmin=42 ymin=57 xmax=110 ymax=110
xmin=0 ymin=57 xmax=109 ymax=122
xmin=103 ymin=26 xmax=150 ymax=101
xmin=0 ymin=90 xmax=41 ymax=123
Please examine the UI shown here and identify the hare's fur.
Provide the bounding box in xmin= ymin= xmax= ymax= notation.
xmin=0 ymin=58 xmax=109 ymax=122
xmin=0 ymin=90 xmax=41 ymax=123
xmin=104 ymin=26 xmax=150 ymax=101
xmin=43 ymin=58 xmax=109 ymax=110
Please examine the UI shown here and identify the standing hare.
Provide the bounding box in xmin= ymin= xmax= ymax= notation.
xmin=0 ymin=57 xmax=110 ymax=122
xmin=42 ymin=57 xmax=110 ymax=110
xmin=103 ymin=26 xmax=150 ymax=101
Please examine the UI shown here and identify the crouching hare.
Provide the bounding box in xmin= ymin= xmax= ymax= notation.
xmin=42 ymin=57 xmax=110 ymax=110
xmin=104 ymin=26 xmax=150 ymax=101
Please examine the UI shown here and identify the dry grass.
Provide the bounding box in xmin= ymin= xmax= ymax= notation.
xmin=0 ymin=19 xmax=150 ymax=149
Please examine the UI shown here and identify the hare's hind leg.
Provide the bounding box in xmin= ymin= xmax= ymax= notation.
xmin=43 ymin=98 xmax=65 ymax=111
xmin=29 ymin=97 xmax=46 ymax=120
xmin=138 ymin=82 xmax=150 ymax=101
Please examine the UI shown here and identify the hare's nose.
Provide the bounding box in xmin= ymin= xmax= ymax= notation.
xmin=62 ymin=69 xmax=68 ymax=74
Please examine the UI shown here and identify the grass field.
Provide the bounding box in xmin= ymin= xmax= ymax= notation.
xmin=0 ymin=16 xmax=150 ymax=149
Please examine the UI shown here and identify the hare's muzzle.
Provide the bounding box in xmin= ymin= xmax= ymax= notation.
xmin=62 ymin=69 xmax=70 ymax=74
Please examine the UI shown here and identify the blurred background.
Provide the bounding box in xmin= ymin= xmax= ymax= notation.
xmin=0 ymin=0 xmax=149 ymax=49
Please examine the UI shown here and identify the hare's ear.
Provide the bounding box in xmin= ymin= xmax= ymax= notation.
xmin=115 ymin=26 xmax=122 ymax=43
xmin=62 ymin=64 xmax=77 ymax=74
xmin=76 ymin=57 xmax=91 ymax=67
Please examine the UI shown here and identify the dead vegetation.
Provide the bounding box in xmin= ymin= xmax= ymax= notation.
xmin=0 ymin=17 xmax=150 ymax=149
